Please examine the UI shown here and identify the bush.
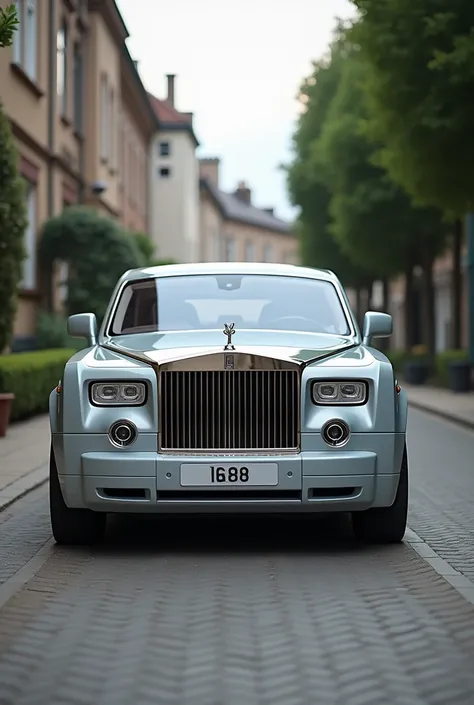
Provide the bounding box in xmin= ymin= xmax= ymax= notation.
xmin=434 ymin=349 xmax=468 ymax=388
xmin=36 ymin=311 xmax=85 ymax=351
xmin=0 ymin=349 xmax=76 ymax=421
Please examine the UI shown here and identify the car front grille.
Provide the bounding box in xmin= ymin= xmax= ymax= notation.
xmin=159 ymin=369 xmax=299 ymax=452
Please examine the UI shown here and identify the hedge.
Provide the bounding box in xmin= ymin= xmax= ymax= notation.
xmin=0 ymin=348 xmax=76 ymax=422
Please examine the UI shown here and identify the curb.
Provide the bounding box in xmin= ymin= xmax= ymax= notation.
xmin=0 ymin=465 xmax=48 ymax=512
xmin=407 ymin=399 xmax=474 ymax=431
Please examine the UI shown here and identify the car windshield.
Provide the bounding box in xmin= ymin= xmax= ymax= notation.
xmin=109 ymin=274 xmax=351 ymax=336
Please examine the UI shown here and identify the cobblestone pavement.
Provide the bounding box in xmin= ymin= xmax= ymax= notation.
xmin=0 ymin=409 xmax=473 ymax=705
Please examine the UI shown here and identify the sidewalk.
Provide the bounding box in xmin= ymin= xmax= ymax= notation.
xmin=0 ymin=414 xmax=50 ymax=511
xmin=1 ymin=384 xmax=474 ymax=511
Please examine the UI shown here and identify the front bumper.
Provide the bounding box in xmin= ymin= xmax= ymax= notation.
xmin=53 ymin=433 xmax=404 ymax=514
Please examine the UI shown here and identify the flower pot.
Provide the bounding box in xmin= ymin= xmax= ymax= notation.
xmin=403 ymin=359 xmax=430 ymax=386
xmin=0 ymin=393 xmax=15 ymax=437
xmin=448 ymin=361 xmax=471 ymax=393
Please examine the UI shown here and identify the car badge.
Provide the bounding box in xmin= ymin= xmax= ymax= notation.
xmin=223 ymin=322 xmax=235 ymax=351
xmin=224 ymin=354 xmax=235 ymax=370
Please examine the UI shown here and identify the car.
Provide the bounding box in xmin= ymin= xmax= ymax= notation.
xmin=49 ymin=262 xmax=408 ymax=546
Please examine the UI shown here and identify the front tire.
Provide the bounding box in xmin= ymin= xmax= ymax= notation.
xmin=352 ymin=443 xmax=408 ymax=544
xmin=49 ymin=445 xmax=106 ymax=546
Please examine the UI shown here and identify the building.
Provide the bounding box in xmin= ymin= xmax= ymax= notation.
xmin=0 ymin=0 xmax=156 ymax=349
xmin=147 ymin=75 xmax=200 ymax=263
xmin=199 ymin=158 xmax=298 ymax=264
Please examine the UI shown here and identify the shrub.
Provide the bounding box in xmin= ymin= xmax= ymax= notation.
xmin=0 ymin=99 xmax=28 ymax=352
xmin=434 ymin=349 xmax=469 ymax=388
xmin=0 ymin=349 xmax=76 ymax=421
xmin=35 ymin=311 xmax=84 ymax=351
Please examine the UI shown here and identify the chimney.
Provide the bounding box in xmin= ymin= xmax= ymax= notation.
xmin=199 ymin=158 xmax=220 ymax=187
xmin=234 ymin=181 xmax=251 ymax=205
xmin=264 ymin=207 xmax=274 ymax=215
xmin=166 ymin=74 xmax=176 ymax=106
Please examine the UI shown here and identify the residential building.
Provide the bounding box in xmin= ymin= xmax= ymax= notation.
xmin=148 ymin=75 xmax=200 ymax=263
xmin=0 ymin=0 xmax=156 ymax=349
xmin=199 ymin=159 xmax=298 ymax=264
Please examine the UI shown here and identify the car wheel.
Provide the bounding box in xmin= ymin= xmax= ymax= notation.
xmin=352 ymin=443 xmax=408 ymax=545
xmin=49 ymin=445 xmax=106 ymax=546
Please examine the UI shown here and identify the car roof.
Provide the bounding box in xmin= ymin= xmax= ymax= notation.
xmin=120 ymin=261 xmax=339 ymax=284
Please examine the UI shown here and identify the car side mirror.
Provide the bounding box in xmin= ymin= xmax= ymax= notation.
xmin=67 ymin=313 xmax=98 ymax=347
xmin=362 ymin=311 xmax=392 ymax=346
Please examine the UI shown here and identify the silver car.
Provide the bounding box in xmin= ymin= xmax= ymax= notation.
xmin=49 ymin=262 xmax=408 ymax=545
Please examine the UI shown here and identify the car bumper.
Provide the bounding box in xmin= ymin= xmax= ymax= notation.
xmin=53 ymin=433 xmax=404 ymax=514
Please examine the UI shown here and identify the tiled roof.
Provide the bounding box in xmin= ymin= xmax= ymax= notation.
xmin=147 ymin=93 xmax=199 ymax=146
xmin=200 ymin=178 xmax=293 ymax=235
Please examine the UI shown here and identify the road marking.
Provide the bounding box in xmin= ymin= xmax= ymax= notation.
xmin=0 ymin=538 xmax=57 ymax=611
xmin=406 ymin=526 xmax=474 ymax=606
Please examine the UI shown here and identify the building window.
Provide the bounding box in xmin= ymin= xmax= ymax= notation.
xmin=21 ymin=183 xmax=37 ymax=290
xmin=159 ymin=141 xmax=170 ymax=157
xmin=245 ymin=241 xmax=254 ymax=262
xmin=159 ymin=167 xmax=171 ymax=178
xmin=12 ymin=0 xmax=38 ymax=82
xmin=100 ymin=74 xmax=108 ymax=160
xmin=263 ymin=244 xmax=273 ymax=262
xmin=57 ymin=22 xmax=68 ymax=115
xmin=225 ymin=237 xmax=236 ymax=262
xmin=73 ymin=42 xmax=83 ymax=133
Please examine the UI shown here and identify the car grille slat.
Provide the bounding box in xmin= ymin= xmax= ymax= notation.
xmin=160 ymin=369 xmax=299 ymax=451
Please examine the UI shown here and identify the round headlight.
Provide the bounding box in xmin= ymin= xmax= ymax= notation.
xmin=108 ymin=420 xmax=137 ymax=447
xmin=322 ymin=419 xmax=350 ymax=447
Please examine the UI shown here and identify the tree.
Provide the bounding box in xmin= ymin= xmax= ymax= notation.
xmin=286 ymin=23 xmax=375 ymax=319
xmin=351 ymin=0 xmax=474 ymax=347
xmin=39 ymin=207 xmax=145 ymax=323
xmin=0 ymin=100 xmax=28 ymax=352
xmin=0 ymin=4 xmax=18 ymax=48
xmin=129 ymin=232 xmax=156 ymax=266
xmin=316 ymin=41 xmax=447 ymax=353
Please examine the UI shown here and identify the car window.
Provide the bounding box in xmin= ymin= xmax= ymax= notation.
xmin=109 ymin=274 xmax=351 ymax=336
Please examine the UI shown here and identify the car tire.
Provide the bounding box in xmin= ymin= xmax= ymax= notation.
xmin=49 ymin=445 xmax=106 ymax=546
xmin=352 ymin=443 xmax=408 ymax=544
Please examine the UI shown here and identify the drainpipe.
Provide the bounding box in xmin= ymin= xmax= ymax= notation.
xmin=47 ymin=0 xmax=55 ymax=216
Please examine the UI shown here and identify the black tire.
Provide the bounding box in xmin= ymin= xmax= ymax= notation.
xmin=352 ymin=443 xmax=408 ymax=544
xmin=49 ymin=445 xmax=106 ymax=546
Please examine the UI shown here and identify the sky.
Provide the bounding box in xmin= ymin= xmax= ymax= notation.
xmin=116 ymin=0 xmax=356 ymax=222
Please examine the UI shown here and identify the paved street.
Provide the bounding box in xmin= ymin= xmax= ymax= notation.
xmin=0 ymin=407 xmax=473 ymax=705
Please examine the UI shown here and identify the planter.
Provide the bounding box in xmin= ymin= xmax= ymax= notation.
xmin=448 ymin=361 xmax=471 ymax=393
xmin=404 ymin=359 xmax=430 ymax=386
xmin=0 ymin=393 xmax=14 ymax=437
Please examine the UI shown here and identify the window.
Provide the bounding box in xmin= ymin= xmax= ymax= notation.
xmin=100 ymin=74 xmax=108 ymax=160
xmin=57 ymin=22 xmax=68 ymax=115
xmin=225 ymin=237 xmax=236 ymax=262
xmin=12 ymin=0 xmax=38 ymax=82
xmin=21 ymin=184 xmax=37 ymax=290
xmin=245 ymin=241 xmax=254 ymax=262
xmin=159 ymin=141 xmax=170 ymax=157
xmin=263 ymin=244 xmax=273 ymax=262
xmin=109 ymin=275 xmax=351 ymax=336
xmin=73 ymin=42 xmax=83 ymax=132
xmin=159 ymin=167 xmax=171 ymax=178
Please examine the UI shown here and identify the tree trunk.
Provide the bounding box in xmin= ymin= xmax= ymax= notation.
xmin=382 ymin=278 xmax=389 ymax=312
xmin=355 ymin=288 xmax=362 ymax=322
xmin=404 ymin=266 xmax=414 ymax=350
xmin=451 ymin=218 xmax=463 ymax=349
xmin=421 ymin=254 xmax=436 ymax=360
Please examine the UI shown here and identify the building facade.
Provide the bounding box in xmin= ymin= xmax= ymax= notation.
xmin=199 ymin=159 xmax=298 ymax=264
xmin=148 ymin=75 xmax=200 ymax=263
xmin=0 ymin=0 xmax=155 ymax=348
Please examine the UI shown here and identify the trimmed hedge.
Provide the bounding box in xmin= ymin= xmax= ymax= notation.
xmin=0 ymin=348 xmax=76 ymax=422
xmin=433 ymin=349 xmax=469 ymax=387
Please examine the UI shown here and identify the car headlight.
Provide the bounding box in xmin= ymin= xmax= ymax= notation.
xmin=90 ymin=382 xmax=147 ymax=406
xmin=312 ymin=380 xmax=368 ymax=405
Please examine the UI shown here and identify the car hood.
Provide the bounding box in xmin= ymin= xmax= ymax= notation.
xmin=102 ymin=329 xmax=357 ymax=366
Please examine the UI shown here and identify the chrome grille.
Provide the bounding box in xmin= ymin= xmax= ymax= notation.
xmin=159 ymin=370 xmax=299 ymax=451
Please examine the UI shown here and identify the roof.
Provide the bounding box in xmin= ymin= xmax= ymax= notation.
xmin=122 ymin=261 xmax=337 ymax=283
xmin=147 ymin=93 xmax=199 ymax=147
xmin=200 ymin=177 xmax=292 ymax=234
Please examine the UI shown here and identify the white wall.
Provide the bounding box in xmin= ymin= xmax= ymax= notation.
xmin=148 ymin=130 xmax=199 ymax=263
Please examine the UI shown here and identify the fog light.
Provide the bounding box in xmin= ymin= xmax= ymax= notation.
xmin=109 ymin=420 xmax=137 ymax=447
xmin=322 ymin=419 xmax=350 ymax=447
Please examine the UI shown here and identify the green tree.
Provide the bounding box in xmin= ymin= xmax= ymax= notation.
xmin=316 ymin=42 xmax=447 ymax=354
xmin=129 ymin=232 xmax=156 ymax=266
xmin=351 ymin=0 xmax=474 ymax=347
xmin=39 ymin=207 xmax=145 ymax=324
xmin=0 ymin=4 xmax=19 ymax=48
xmin=0 ymin=99 xmax=28 ymax=352
xmin=286 ymin=24 xmax=375 ymax=319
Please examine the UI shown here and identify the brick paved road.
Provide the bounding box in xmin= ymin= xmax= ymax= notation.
xmin=0 ymin=408 xmax=473 ymax=705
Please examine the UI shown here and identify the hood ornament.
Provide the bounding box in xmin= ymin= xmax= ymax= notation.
xmin=223 ymin=322 xmax=235 ymax=350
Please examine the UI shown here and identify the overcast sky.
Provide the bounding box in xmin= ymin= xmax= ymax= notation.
xmin=116 ymin=0 xmax=356 ymax=221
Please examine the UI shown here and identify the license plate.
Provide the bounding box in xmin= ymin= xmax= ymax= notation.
xmin=179 ymin=463 xmax=278 ymax=487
